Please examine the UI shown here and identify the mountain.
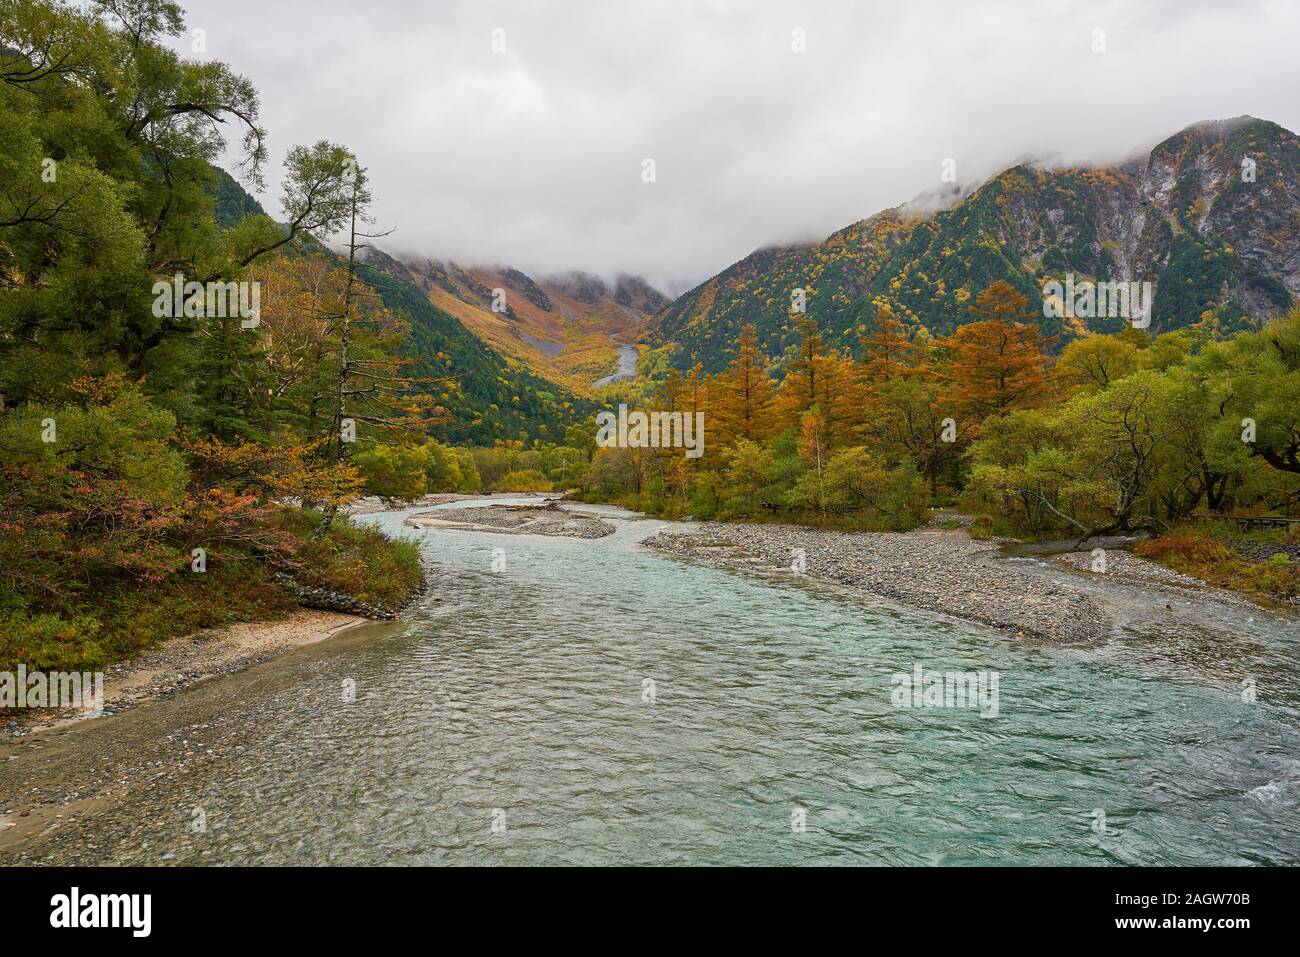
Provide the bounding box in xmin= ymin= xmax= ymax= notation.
xmin=650 ymin=116 xmax=1300 ymax=373
xmin=612 ymin=274 xmax=671 ymax=314
xmin=544 ymin=270 xmax=669 ymax=313
xmin=207 ymin=166 xmax=593 ymax=444
xmin=386 ymin=259 xmax=666 ymax=394
xmin=355 ymin=250 xmax=594 ymax=443
xmin=209 ymin=165 xmax=268 ymax=224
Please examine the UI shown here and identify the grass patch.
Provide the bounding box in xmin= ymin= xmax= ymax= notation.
xmin=1135 ymin=529 xmax=1299 ymax=602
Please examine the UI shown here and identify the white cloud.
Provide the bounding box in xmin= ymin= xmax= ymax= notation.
xmin=177 ymin=0 xmax=1300 ymax=292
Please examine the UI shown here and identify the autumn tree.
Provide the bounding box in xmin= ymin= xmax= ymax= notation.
xmin=797 ymin=409 xmax=829 ymax=512
xmin=1199 ymin=310 xmax=1300 ymax=477
xmin=865 ymin=374 xmax=963 ymax=496
xmin=721 ymin=439 xmax=774 ymax=515
xmin=778 ymin=315 xmax=855 ymax=447
xmin=711 ymin=324 xmax=777 ymax=445
xmin=941 ymin=281 xmax=1057 ymax=423
xmin=1058 ymin=335 xmax=1139 ymax=391
xmin=857 ymin=307 xmax=914 ymax=385
xmin=667 ymin=363 xmax=709 ymax=501
xmin=246 ymin=254 xmax=341 ymax=437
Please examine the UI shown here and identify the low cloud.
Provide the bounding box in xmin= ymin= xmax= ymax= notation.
xmin=181 ymin=0 xmax=1300 ymax=291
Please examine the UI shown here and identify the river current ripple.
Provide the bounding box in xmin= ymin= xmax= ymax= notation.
xmin=5 ymin=500 xmax=1299 ymax=865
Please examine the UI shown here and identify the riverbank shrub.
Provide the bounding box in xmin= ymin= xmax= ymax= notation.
xmin=0 ymin=507 xmax=422 ymax=672
xmin=273 ymin=509 xmax=423 ymax=608
xmin=0 ymin=416 xmax=422 ymax=672
xmin=1136 ymin=530 xmax=1299 ymax=603
xmin=0 ymin=501 xmax=423 ymax=672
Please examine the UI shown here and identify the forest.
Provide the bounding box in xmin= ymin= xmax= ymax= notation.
xmin=0 ymin=0 xmax=439 ymax=671
xmin=465 ymin=283 xmax=1300 ymax=603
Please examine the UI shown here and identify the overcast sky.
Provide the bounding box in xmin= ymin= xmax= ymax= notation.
xmin=173 ymin=0 xmax=1300 ymax=294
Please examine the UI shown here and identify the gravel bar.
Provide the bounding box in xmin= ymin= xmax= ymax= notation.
xmin=643 ymin=522 xmax=1107 ymax=644
xmin=406 ymin=503 xmax=615 ymax=539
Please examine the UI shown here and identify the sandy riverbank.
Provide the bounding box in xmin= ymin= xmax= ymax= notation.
xmin=1 ymin=610 xmax=365 ymax=739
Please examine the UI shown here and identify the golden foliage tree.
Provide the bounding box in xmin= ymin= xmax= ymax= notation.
xmin=779 ymin=315 xmax=856 ymax=447
xmin=857 ymin=307 xmax=914 ymax=385
xmin=711 ymin=324 xmax=777 ymax=445
xmin=941 ymin=281 xmax=1057 ymax=423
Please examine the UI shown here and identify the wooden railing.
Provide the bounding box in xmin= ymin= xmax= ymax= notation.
xmin=1191 ymin=513 xmax=1300 ymax=531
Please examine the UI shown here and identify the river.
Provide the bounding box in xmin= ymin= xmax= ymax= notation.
xmin=592 ymin=336 xmax=638 ymax=388
xmin=2 ymin=499 xmax=1298 ymax=865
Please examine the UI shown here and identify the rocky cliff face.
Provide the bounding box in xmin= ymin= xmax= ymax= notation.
xmin=650 ymin=117 xmax=1299 ymax=373
xmin=545 ymin=270 xmax=610 ymax=304
xmin=612 ymin=274 xmax=670 ymax=314
xmin=1176 ymin=121 xmax=1300 ymax=300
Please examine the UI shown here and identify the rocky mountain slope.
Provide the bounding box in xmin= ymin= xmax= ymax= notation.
xmin=650 ymin=117 xmax=1299 ymax=373
xmin=382 ymin=258 xmax=667 ymax=394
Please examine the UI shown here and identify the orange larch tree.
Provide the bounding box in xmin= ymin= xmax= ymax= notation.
xmin=778 ymin=314 xmax=856 ymax=448
xmin=941 ymin=280 xmax=1058 ymax=423
xmin=857 ymin=306 xmax=915 ymax=386
xmin=711 ymin=324 xmax=777 ymax=446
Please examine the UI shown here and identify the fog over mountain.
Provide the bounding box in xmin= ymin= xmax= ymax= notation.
xmin=180 ymin=0 xmax=1300 ymax=291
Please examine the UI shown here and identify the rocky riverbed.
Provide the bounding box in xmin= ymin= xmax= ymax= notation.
xmin=1052 ymin=549 xmax=1209 ymax=590
xmin=345 ymin=492 xmax=497 ymax=515
xmin=643 ymin=522 xmax=1108 ymax=643
xmin=406 ymin=501 xmax=615 ymax=539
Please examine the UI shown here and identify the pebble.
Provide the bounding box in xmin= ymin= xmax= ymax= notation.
xmin=643 ymin=522 xmax=1108 ymax=643
xmin=406 ymin=504 xmax=615 ymax=539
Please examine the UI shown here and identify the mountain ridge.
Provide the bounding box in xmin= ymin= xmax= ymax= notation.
xmin=208 ymin=165 xmax=594 ymax=443
xmin=378 ymin=256 xmax=667 ymax=394
xmin=648 ymin=115 xmax=1300 ymax=373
